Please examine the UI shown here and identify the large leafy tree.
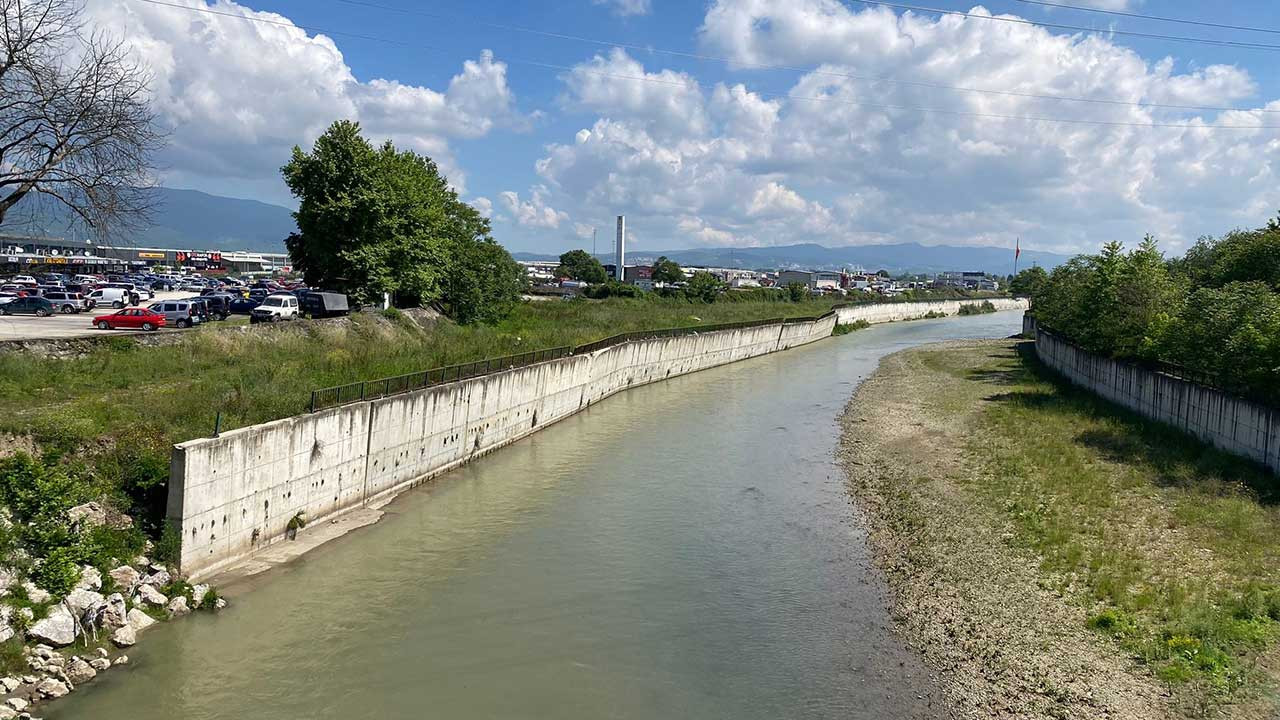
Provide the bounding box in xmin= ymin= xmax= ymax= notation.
xmin=282 ymin=121 xmax=519 ymax=321
xmin=556 ymin=249 xmax=607 ymax=283
xmin=1009 ymin=266 xmax=1048 ymax=298
xmin=651 ymin=255 xmax=685 ymax=285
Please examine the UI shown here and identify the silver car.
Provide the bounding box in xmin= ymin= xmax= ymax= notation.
xmin=147 ymin=300 xmax=203 ymax=328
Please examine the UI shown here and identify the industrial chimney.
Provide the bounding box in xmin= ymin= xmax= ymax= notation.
xmin=615 ymin=215 xmax=626 ymax=281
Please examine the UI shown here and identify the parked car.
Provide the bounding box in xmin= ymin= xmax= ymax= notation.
xmin=42 ymin=291 xmax=89 ymax=314
xmin=87 ymin=287 xmax=132 ymax=309
xmin=0 ymin=297 xmax=55 ymax=316
xmin=93 ymin=307 xmax=165 ymax=331
xmin=228 ymin=295 xmax=261 ymax=314
xmin=197 ymin=293 xmax=233 ymax=320
xmin=182 ymin=296 xmax=214 ymax=324
xmin=147 ymin=300 xmax=202 ymax=328
xmin=249 ymin=293 xmax=300 ymax=323
xmin=299 ymin=291 xmax=350 ymax=318
xmin=9 ymin=275 xmax=37 ymax=287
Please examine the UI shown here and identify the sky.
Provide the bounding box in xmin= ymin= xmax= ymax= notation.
xmin=83 ymin=0 xmax=1280 ymax=255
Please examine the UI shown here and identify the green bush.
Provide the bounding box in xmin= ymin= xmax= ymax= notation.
xmin=154 ymin=520 xmax=182 ymax=566
xmin=31 ymin=547 xmax=80 ymax=597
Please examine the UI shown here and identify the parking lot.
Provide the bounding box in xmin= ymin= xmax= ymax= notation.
xmin=0 ymin=290 xmax=195 ymax=341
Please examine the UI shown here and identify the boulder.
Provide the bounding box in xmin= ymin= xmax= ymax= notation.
xmin=65 ymin=657 xmax=96 ymax=684
xmin=64 ymin=588 xmax=104 ymax=617
xmin=0 ymin=705 xmax=15 ymax=720
xmin=108 ymin=565 xmax=140 ymax=590
xmin=0 ymin=677 xmax=18 ymax=692
xmin=125 ymin=608 xmax=155 ymax=632
xmin=166 ymin=596 xmax=190 ymax=618
xmin=190 ymin=584 xmax=210 ymax=609
xmin=141 ymin=568 xmax=171 ymax=587
xmin=103 ymin=593 xmax=127 ymax=628
xmin=0 ymin=619 xmax=12 ymax=644
xmin=35 ymin=677 xmax=68 ymax=698
xmin=67 ymin=502 xmax=106 ymax=530
xmin=27 ymin=605 xmax=75 ymax=647
xmin=113 ymin=654 xmax=129 ymax=666
xmin=20 ymin=582 xmax=49 ymax=605
xmin=133 ymin=584 xmax=167 ymax=608
xmin=74 ymin=565 xmax=102 ymax=592
xmin=5 ymin=697 xmax=26 ymax=712
xmin=110 ymin=624 xmax=136 ymax=648
xmin=215 ymin=597 xmax=227 ymax=610
xmin=89 ymin=658 xmax=110 ymax=672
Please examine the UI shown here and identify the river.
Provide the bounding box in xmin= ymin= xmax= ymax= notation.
xmin=50 ymin=311 xmax=1022 ymax=720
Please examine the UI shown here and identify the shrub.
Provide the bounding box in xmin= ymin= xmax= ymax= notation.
xmin=31 ymin=547 xmax=81 ymax=598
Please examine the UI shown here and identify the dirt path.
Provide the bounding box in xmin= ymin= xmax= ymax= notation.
xmin=838 ymin=339 xmax=1177 ymax=719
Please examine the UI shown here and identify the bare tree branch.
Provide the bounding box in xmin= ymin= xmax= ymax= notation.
xmin=0 ymin=0 xmax=162 ymax=238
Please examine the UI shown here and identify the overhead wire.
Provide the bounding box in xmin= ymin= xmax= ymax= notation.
xmin=1010 ymin=0 xmax=1280 ymax=36
xmin=129 ymin=0 xmax=1280 ymax=130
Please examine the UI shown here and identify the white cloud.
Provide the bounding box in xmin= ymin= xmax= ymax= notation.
xmin=471 ymin=197 xmax=494 ymax=219
xmin=499 ymin=187 xmax=570 ymax=229
xmin=85 ymin=0 xmax=525 ymax=199
xmin=592 ymin=0 xmax=652 ymax=17
xmin=520 ymin=0 xmax=1280 ymax=254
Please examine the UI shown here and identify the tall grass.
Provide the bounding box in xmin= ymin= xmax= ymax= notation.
xmin=0 ymin=295 xmax=842 ymax=452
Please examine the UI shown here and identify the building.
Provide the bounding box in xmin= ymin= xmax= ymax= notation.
xmin=936 ymin=270 xmax=999 ymax=291
xmin=519 ymin=260 xmax=560 ymax=284
xmin=777 ymin=269 xmax=843 ymax=291
xmin=623 ymin=265 xmax=654 ymax=290
xmin=0 ymin=234 xmax=288 ymax=273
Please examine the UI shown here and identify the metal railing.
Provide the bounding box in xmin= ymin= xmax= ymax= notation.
xmin=308 ymin=310 xmax=837 ymax=412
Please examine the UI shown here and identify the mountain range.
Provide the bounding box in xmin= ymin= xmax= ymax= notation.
xmin=3 ymin=187 xmax=1073 ymax=273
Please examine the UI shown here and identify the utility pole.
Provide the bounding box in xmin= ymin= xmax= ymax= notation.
xmin=592 ymin=227 xmax=597 ymax=258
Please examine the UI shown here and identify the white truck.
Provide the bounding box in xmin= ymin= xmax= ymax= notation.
xmin=249 ymin=293 xmax=300 ymax=323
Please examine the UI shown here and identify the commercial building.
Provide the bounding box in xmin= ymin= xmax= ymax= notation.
xmin=0 ymin=234 xmax=288 ymax=273
xmin=777 ymin=269 xmax=843 ymax=291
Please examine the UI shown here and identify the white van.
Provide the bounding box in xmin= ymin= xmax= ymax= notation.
xmin=87 ymin=287 xmax=132 ymax=309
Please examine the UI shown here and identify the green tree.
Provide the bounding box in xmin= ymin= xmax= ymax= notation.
xmin=687 ymin=271 xmax=726 ymax=303
xmin=437 ymin=238 xmax=526 ymax=324
xmin=1009 ymin=266 xmax=1049 ymax=299
xmin=785 ymin=282 xmax=808 ymax=302
xmin=282 ymin=120 xmax=518 ymax=321
xmin=651 ymin=256 xmax=685 ymax=285
xmin=556 ymin=249 xmax=608 ymax=283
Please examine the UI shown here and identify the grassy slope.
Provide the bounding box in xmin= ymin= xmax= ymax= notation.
xmin=0 ymin=296 xmax=841 ymax=452
xmin=914 ymin=341 xmax=1279 ymax=715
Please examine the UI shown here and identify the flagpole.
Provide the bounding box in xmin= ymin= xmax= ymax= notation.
xmin=1013 ymin=237 xmax=1020 ymax=278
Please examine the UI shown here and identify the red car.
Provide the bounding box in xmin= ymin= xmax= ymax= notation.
xmin=93 ymin=307 xmax=166 ymax=331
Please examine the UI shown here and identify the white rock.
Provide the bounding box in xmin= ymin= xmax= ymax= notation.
xmin=0 ymin=705 xmax=15 ymax=720
xmin=35 ymin=677 xmax=68 ymax=698
xmin=67 ymin=502 xmax=106 ymax=530
xmin=16 ymin=608 xmax=32 ymax=623
xmin=0 ymin=568 xmax=17 ymax=597
xmin=65 ymin=657 xmax=95 ymax=684
xmin=75 ymin=566 xmax=102 ymax=592
xmin=20 ymin=675 xmax=37 ymax=685
xmin=0 ymin=620 xmax=12 ymax=644
xmin=5 ymin=697 xmax=26 ymax=712
xmin=27 ymin=605 xmax=75 ymax=647
xmin=64 ymin=589 xmax=104 ymax=617
xmin=103 ymin=593 xmax=127 ymax=628
xmin=165 ymin=596 xmax=190 ymax=618
xmin=108 ymin=565 xmax=139 ymax=590
xmin=190 ymin=584 xmax=210 ymax=609
xmin=110 ymin=624 xmax=136 ymax=648
xmin=125 ymin=608 xmax=155 ymax=632
xmin=0 ymin=677 xmax=18 ymax=692
xmin=89 ymin=658 xmax=110 ymax=672
xmin=96 ymin=648 xmax=108 ymax=658
xmin=141 ymin=569 xmax=170 ymax=587
xmin=132 ymin=555 xmax=149 ymax=567
xmin=20 ymin=582 xmax=49 ymax=605
xmin=215 ymin=597 xmax=227 ymax=610
xmin=113 ymin=654 xmax=129 ymax=666
xmin=133 ymin=584 xmax=167 ymax=607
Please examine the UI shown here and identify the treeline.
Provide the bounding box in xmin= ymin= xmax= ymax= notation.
xmin=1025 ymin=217 xmax=1280 ymax=402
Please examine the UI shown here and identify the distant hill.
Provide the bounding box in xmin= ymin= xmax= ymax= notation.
xmin=2 ymin=187 xmax=296 ymax=253
xmin=515 ymin=242 xmax=1072 ymax=275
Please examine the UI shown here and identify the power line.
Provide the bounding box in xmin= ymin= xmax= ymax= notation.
xmin=845 ymin=0 xmax=1280 ymax=51
xmin=1011 ymin=0 xmax=1280 ymax=36
xmin=325 ymin=0 xmax=1280 ymax=115
xmin=128 ymin=0 xmax=1280 ymax=130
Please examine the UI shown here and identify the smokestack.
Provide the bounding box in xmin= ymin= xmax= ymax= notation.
xmin=615 ymin=215 xmax=626 ymax=281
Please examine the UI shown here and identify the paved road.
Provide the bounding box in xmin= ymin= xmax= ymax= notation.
xmin=0 ymin=291 xmax=199 ymax=341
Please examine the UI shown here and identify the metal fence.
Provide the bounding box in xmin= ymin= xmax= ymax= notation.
xmin=308 ymin=310 xmax=836 ymax=412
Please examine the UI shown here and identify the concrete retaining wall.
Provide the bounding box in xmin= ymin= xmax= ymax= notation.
xmin=834 ymin=297 xmax=1027 ymax=325
xmin=168 ymin=314 xmax=835 ymax=579
xmin=1033 ymin=324 xmax=1280 ymax=475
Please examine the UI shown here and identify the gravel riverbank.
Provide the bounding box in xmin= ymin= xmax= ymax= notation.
xmin=837 ymin=339 xmax=1177 ymax=719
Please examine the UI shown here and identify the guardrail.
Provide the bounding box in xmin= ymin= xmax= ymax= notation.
xmin=309 ymin=310 xmax=836 ymax=412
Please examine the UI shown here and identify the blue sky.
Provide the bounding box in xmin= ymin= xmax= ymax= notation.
xmin=86 ymin=0 xmax=1280 ymax=254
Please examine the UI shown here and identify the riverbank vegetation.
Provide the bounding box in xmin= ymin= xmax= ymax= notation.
xmin=1024 ymin=216 xmax=1280 ymax=403
xmin=841 ymin=340 xmax=1280 ymax=718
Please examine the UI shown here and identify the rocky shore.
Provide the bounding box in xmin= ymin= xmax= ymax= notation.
xmin=0 ymin=502 xmax=224 ymax=718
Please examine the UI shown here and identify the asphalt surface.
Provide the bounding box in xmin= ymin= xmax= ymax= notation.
xmin=0 ymin=290 xmax=201 ymax=341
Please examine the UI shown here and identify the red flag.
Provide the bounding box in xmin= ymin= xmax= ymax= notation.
xmin=1015 ymin=237 xmax=1021 ymax=260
